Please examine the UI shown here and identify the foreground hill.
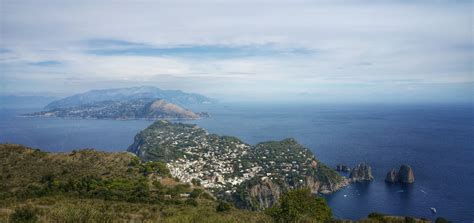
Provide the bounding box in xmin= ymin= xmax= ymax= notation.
xmin=0 ymin=144 xmax=270 ymax=222
xmin=28 ymin=98 xmax=209 ymax=120
xmin=128 ymin=121 xmax=349 ymax=210
xmin=0 ymin=144 xmax=438 ymax=222
xmin=45 ymin=86 xmax=215 ymax=109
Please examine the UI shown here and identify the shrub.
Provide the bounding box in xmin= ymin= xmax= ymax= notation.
xmin=140 ymin=161 xmax=170 ymax=176
xmin=185 ymin=198 xmax=198 ymax=207
xmin=128 ymin=157 xmax=140 ymax=166
xmin=265 ymin=188 xmax=332 ymax=222
xmin=191 ymin=178 xmax=201 ymax=186
xmin=368 ymin=212 xmax=386 ymax=221
xmin=10 ymin=206 xmax=38 ymax=223
xmin=201 ymin=192 xmax=214 ymax=200
xmin=435 ymin=217 xmax=451 ymax=223
xmin=405 ymin=216 xmax=416 ymax=223
xmin=216 ymin=201 xmax=232 ymax=212
xmin=190 ymin=188 xmax=203 ymax=198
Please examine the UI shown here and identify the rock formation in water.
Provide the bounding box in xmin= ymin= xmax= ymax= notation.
xmin=336 ymin=164 xmax=351 ymax=172
xmin=385 ymin=168 xmax=398 ymax=183
xmin=384 ymin=164 xmax=415 ymax=184
xmin=349 ymin=163 xmax=374 ymax=182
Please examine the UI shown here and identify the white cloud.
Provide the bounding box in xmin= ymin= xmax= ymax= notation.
xmin=0 ymin=0 xmax=472 ymax=102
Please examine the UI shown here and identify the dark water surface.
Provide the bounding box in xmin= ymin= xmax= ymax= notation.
xmin=1 ymin=103 xmax=473 ymax=221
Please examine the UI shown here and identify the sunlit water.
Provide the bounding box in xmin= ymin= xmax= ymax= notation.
xmin=1 ymin=103 xmax=473 ymax=221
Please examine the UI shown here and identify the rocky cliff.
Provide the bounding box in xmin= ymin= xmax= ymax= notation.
xmin=385 ymin=169 xmax=398 ymax=183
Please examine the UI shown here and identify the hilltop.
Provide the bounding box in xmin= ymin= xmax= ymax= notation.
xmin=128 ymin=120 xmax=348 ymax=210
xmin=28 ymin=98 xmax=209 ymax=120
xmin=45 ymin=86 xmax=215 ymax=109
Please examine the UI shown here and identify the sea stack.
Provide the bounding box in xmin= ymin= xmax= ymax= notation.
xmin=385 ymin=168 xmax=398 ymax=183
xmin=398 ymin=164 xmax=415 ymax=183
xmin=349 ymin=163 xmax=374 ymax=182
xmin=384 ymin=164 xmax=415 ymax=184
xmin=336 ymin=164 xmax=351 ymax=172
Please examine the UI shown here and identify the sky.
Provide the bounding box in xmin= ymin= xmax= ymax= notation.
xmin=0 ymin=0 xmax=472 ymax=103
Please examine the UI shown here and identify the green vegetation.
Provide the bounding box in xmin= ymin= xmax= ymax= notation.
xmin=10 ymin=206 xmax=38 ymax=223
xmin=191 ymin=178 xmax=202 ymax=186
xmin=216 ymin=201 xmax=233 ymax=212
xmin=435 ymin=217 xmax=451 ymax=223
xmin=367 ymin=212 xmax=386 ymax=221
xmin=0 ymin=144 xmax=441 ymax=222
xmin=0 ymin=144 xmax=270 ymax=222
xmin=266 ymin=188 xmax=332 ymax=222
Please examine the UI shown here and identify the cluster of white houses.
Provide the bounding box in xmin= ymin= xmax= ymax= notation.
xmin=167 ymin=141 xmax=263 ymax=189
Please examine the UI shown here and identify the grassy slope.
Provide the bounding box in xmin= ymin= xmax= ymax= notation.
xmin=0 ymin=144 xmax=433 ymax=223
xmin=0 ymin=144 xmax=270 ymax=222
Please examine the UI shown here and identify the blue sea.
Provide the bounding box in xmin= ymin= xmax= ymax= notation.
xmin=1 ymin=103 xmax=473 ymax=222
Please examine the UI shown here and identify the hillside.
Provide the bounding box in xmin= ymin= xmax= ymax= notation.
xmin=128 ymin=121 xmax=349 ymax=210
xmin=45 ymin=86 xmax=215 ymax=109
xmin=0 ymin=144 xmax=437 ymax=222
xmin=28 ymin=98 xmax=209 ymax=120
xmin=0 ymin=144 xmax=271 ymax=222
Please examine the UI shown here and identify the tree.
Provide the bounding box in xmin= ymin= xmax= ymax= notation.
xmin=216 ymin=201 xmax=232 ymax=212
xmin=191 ymin=178 xmax=201 ymax=186
xmin=10 ymin=206 xmax=38 ymax=223
xmin=266 ymin=188 xmax=332 ymax=222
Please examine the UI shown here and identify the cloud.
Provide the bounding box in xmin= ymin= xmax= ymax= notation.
xmin=85 ymin=39 xmax=314 ymax=58
xmin=0 ymin=0 xmax=472 ymax=102
xmin=28 ymin=60 xmax=63 ymax=66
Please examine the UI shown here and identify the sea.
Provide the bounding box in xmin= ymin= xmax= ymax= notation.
xmin=1 ymin=103 xmax=473 ymax=222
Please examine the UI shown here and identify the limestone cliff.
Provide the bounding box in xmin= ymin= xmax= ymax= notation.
xmin=349 ymin=163 xmax=374 ymax=182
xmin=385 ymin=164 xmax=415 ymax=184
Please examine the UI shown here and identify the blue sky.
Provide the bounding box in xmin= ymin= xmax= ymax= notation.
xmin=0 ymin=0 xmax=472 ymax=103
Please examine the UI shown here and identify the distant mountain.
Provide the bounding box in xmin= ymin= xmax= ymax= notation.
xmin=29 ymin=98 xmax=209 ymax=120
xmin=45 ymin=86 xmax=215 ymax=109
xmin=0 ymin=95 xmax=58 ymax=109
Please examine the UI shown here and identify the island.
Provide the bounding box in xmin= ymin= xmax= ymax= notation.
xmin=128 ymin=120 xmax=349 ymax=210
xmin=44 ymin=86 xmax=215 ymax=109
xmin=26 ymin=98 xmax=209 ymax=120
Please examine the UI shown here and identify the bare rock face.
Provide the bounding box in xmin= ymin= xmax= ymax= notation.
xmin=349 ymin=163 xmax=374 ymax=182
xmin=384 ymin=164 xmax=415 ymax=184
xmin=398 ymin=164 xmax=415 ymax=184
xmin=306 ymin=175 xmax=350 ymax=194
xmin=385 ymin=168 xmax=398 ymax=183
xmin=249 ymin=178 xmax=282 ymax=209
